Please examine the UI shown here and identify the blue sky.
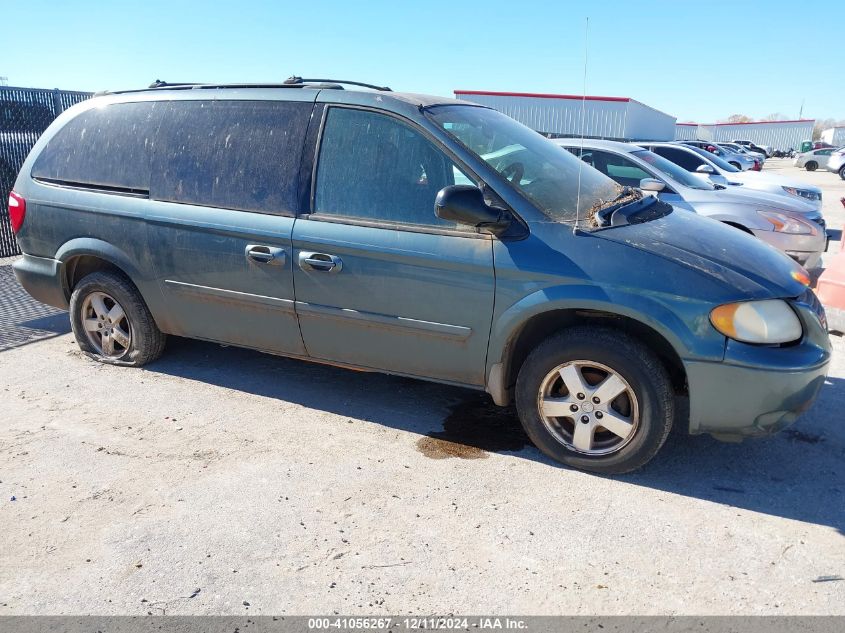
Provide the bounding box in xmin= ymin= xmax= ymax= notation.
xmin=3 ymin=0 xmax=842 ymax=123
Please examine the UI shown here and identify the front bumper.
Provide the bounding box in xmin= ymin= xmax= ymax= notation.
xmin=751 ymin=227 xmax=826 ymax=270
xmin=685 ymin=299 xmax=830 ymax=440
xmin=827 ymin=157 xmax=845 ymax=173
xmin=12 ymin=253 xmax=69 ymax=310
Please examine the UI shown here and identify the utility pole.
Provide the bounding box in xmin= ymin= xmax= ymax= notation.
xmin=798 ymin=98 xmax=804 ymax=119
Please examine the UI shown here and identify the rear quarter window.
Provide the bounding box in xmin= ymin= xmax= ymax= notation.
xmin=31 ymin=101 xmax=163 ymax=192
xmin=151 ymin=100 xmax=311 ymax=215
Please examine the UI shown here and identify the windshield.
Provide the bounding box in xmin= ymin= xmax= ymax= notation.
xmin=686 ymin=145 xmax=740 ymax=172
xmin=631 ymin=150 xmax=715 ymax=190
xmin=425 ymin=105 xmax=621 ymax=225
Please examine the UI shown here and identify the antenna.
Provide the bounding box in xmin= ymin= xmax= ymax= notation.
xmin=573 ymin=17 xmax=589 ymax=234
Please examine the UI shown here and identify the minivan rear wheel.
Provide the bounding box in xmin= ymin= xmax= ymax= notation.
xmin=805 ymin=161 xmax=818 ymax=171
xmin=69 ymin=271 xmax=166 ymax=366
xmin=515 ymin=326 xmax=673 ymax=474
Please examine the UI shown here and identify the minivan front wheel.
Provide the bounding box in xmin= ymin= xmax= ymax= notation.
xmin=69 ymin=272 xmax=166 ymax=366
xmin=515 ymin=327 xmax=673 ymax=474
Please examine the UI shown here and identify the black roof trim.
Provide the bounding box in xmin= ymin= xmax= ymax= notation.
xmin=97 ymin=78 xmax=391 ymax=96
xmin=283 ymin=76 xmax=391 ymax=91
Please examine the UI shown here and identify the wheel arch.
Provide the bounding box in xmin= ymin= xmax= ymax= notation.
xmin=56 ymin=238 xmax=145 ymax=297
xmin=486 ymin=288 xmax=707 ymax=407
xmin=55 ymin=237 xmax=169 ymax=331
xmin=721 ymin=221 xmax=754 ymax=234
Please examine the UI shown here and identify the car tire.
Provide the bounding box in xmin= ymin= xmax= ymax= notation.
xmin=840 ymin=165 xmax=845 ymax=180
xmin=729 ymin=161 xmax=742 ymax=169
xmin=69 ymin=271 xmax=166 ymax=366
xmin=805 ymin=161 xmax=817 ymax=171
xmin=515 ymin=326 xmax=674 ymax=474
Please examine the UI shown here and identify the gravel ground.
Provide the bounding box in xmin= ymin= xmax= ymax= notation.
xmin=0 ymin=161 xmax=843 ymax=616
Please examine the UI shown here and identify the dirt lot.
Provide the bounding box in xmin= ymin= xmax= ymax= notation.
xmin=0 ymin=160 xmax=843 ymax=615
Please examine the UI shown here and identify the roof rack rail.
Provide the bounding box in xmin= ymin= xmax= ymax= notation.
xmin=283 ymin=76 xmax=392 ymax=91
xmin=99 ymin=78 xmax=393 ymax=96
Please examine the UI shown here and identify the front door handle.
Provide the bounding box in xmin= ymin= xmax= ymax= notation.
xmin=245 ymin=245 xmax=286 ymax=266
xmin=298 ymin=251 xmax=343 ymax=273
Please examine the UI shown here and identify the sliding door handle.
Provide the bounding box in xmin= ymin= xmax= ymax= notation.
xmin=245 ymin=245 xmax=286 ymax=266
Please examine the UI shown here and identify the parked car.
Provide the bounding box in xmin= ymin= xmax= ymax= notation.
xmin=794 ymin=148 xmax=836 ymax=171
xmin=556 ymin=139 xmax=825 ymax=268
xmin=681 ymin=140 xmax=756 ymax=170
xmin=641 ymin=142 xmax=824 ymax=213
xmin=733 ymin=140 xmax=771 ymax=157
xmin=719 ymin=142 xmax=766 ymax=166
xmin=826 ymin=147 xmax=845 ymax=179
xmin=8 ymin=80 xmax=830 ymax=474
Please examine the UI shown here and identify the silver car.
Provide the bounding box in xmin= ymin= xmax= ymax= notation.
xmin=794 ymin=148 xmax=836 ymax=171
xmin=719 ymin=142 xmax=766 ymax=166
xmin=733 ymin=139 xmax=771 ymax=157
xmin=556 ymin=139 xmax=826 ymax=268
xmin=825 ymin=147 xmax=845 ymax=179
xmin=642 ymin=142 xmax=823 ymax=212
xmin=680 ymin=140 xmax=756 ymax=171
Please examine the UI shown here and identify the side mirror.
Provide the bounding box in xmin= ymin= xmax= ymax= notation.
xmin=639 ymin=178 xmax=665 ymax=192
xmin=695 ymin=164 xmax=715 ymax=174
xmin=435 ymin=185 xmax=510 ymax=235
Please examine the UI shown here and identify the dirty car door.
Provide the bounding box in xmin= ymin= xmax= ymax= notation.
xmin=147 ymin=97 xmax=314 ymax=354
xmin=292 ymin=106 xmax=494 ymax=386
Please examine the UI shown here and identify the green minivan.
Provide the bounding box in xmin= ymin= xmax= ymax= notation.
xmin=8 ymin=79 xmax=831 ymax=473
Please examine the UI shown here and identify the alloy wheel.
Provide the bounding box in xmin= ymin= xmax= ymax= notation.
xmin=80 ymin=291 xmax=132 ymax=359
xmin=536 ymin=360 xmax=639 ymax=456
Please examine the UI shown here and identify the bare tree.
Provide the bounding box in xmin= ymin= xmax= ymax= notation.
xmin=762 ymin=112 xmax=789 ymax=121
xmin=723 ymin=114 xmax=752 ymax=123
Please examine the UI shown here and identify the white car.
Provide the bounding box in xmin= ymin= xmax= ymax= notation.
xmin=642 ymin=142 xmax=824 ymax=212
xmin=794 ymin=148 xmax=836 ymax=171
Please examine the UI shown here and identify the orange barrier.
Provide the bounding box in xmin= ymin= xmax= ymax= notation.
xmin=816 ymin=200 xmax=845 ymax=332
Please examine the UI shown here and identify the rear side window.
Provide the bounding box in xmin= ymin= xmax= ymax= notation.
xmin=151 ymin=100 xmax=311 ymax=215
xmin=313 ymin=107 xmax=470 ymax=229
xmin=594 ymin=151 xmax=651 ymax=187
xmin=651 ymin=146 xmax=704 ymax=171
xmin=31 ymin=101 xmax=162 ymax=193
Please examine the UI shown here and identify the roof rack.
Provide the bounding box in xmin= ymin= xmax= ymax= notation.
xmin=282 ymin=76 xmax=391 ymax=91
xmin=140 ymin=78 xmax=391 ymax=92
xmin=98 ymin=78 xmax=392 ymax=97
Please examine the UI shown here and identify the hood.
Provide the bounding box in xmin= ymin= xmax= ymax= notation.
xmin=708 ymin=184 xmax=817 ymax=214
xmin=733 ymin=170 xmax=823 ymax=194
xmin=595 ymin=208 xmax=808 ymax=299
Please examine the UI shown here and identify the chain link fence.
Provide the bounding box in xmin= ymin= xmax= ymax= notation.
xmin=1 ymin=86 xmax=92 ymax=257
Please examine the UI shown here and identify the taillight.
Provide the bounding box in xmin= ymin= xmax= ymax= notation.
xmin=8 ymin=191 xmax=26 ymax=233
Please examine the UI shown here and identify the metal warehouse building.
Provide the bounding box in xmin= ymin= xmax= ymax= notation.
xmin=674 ymin=123 xmax=698 ymax=141
xmin=694 ymin=119 xmax=815 ymax=151
xmin=820 ymin=126 xmax=845 ymax=147
xmin=454 ymin=90 xmax=677 ymax=141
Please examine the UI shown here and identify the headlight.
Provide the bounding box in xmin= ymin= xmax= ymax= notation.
xmin=757 ymin=211 xmax=818 ymax=235
xmin=710 ymin=300 xmax=802 ymax=344
xmin=782 ymin=186 xmax=821 ymax=202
